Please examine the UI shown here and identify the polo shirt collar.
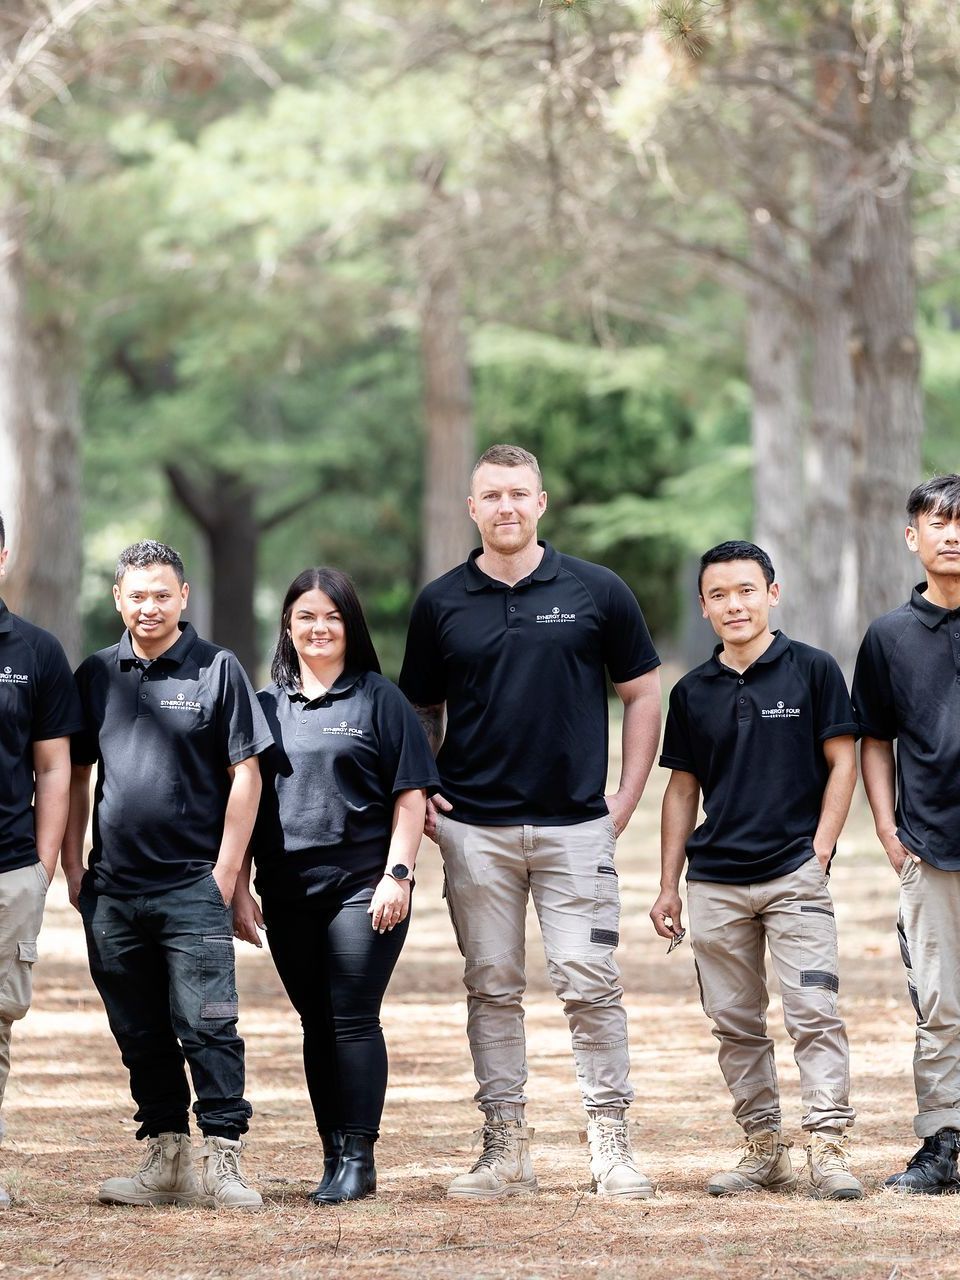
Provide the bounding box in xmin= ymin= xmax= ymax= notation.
xmin=0 ymin=599 xmax=11 ymax=635
xmin=284 ymin=668 xmax=364 ymax=702
xmin=118 ymin=621 xmax=199 ymax=669
xmin=701 ymin=629 xmax=791 ymax=679
xmin=910 ymin=583 xmax=960 ymax=629
xmin=463 ymin=541 xmax=561 ymax=593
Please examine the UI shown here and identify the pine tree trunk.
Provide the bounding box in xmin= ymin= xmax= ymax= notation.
xmin=0 ymin=211 xmax=83 ymax=662
xmin=418 ymin=169 xmax=475 ymax=587
xmin=805 ymin=38 xmax=860 ymax=676
xmin=746 ymin=213 xmax=806 ymax=629
xmin=852 ymin=72 xmax=922 ymax=627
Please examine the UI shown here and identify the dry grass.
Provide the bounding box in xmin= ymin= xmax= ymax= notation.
xmin=3 ymin=722 xmax=960 ymax=1278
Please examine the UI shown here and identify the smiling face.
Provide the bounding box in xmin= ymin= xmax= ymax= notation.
xmin=288 ymin=588 xmax=347 ymax=672
xmin=468 ymin=463 xmax=547 ymax=557
xmin=699 ymin=559 xmax=779 ymax=649
xmin=113 ymin=564 xmax=189 ymax=658
xmin=906 ymin=506 xmax=960 ymax=581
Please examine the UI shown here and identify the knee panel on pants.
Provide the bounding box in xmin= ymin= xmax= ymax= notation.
xmin=545 ymin=953 xmax=623 ymax=1007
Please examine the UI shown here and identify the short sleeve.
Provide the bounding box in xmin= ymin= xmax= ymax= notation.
xmin=70 ymin=657 xmax=101 ymax=766
xmin=812 ymin=652 xmax=859 ymax=742
xmin=852 ymin=625 xmax=896 ymax=740
xmin=601 ymin=575 xmax=660 ymax=684
xmin=659 ymin=682 xmax=697 ymax=774
xmin=398 ymin=591 xmax=447 ymax=707
xmin=372 ymin=681 xmax=441 ymax=796
xmin=32 ymin=634 xmax=84 ymax=741
xmin=216 ymin=654 xmax=275 ymax=766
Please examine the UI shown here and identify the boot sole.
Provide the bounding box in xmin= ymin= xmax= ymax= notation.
xmin=98 ymin=1191 xmax=202 ymax=1207
xmin=707 ymin=1175 xmax=798 ymax=1198
xmin=198 ymin=1195 xmax=264 ymax=1211
xmin=884 ymin=1182 xmax=960 ymax=1196
xmin=447 ymin=1180 xmax=538 ymax=1200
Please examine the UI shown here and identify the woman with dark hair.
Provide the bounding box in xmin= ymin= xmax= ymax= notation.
xmin=233 ymin=567 xmax=438 ymax=1204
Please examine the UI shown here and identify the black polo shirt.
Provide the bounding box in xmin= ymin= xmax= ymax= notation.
xmin=660 ymin=632 xmax=857 ymax=885
xmin=0 ymin=600 xmax=84 ymax=873
xmin=398 ymin=541 xmax=660 ymax=825
xmin=251 ymin=670 xmax=439 ymax=901
xmin=72 ymin=623 xmax=273 ymax=897
xmin=853 ymin=585 xmax=960 ymax=871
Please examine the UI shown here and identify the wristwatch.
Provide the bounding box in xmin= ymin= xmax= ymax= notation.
xmin=386 ymin=863 xmax=412 ymax=883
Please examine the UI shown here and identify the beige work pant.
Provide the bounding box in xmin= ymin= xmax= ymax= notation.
xmin=898 ymin=858 xmax=960 ymax=1138
xmin=437 ymin=813 xmax=632 ymax=1117
xmin=687 ymin=856 xmax=855 ymax=1135
xmin=0 ymin=862 xmax=49 ymax=1139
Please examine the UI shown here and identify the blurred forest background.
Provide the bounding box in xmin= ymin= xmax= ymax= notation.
xmin=0 ymin=0 xmax=958 ymax=680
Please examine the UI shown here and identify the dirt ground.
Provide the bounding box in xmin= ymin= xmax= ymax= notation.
xmin=3 ymin=733 xmax=960 ymax=1279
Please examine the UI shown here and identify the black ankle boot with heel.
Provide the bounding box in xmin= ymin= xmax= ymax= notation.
xmin=313 ymin=1134 xmax=377 ymax=1205
xmin=308 ymin=1130 xmax=344 ymax=1203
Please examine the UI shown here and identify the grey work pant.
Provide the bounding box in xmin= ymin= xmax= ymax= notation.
xmin=897 ymin=857 xmax=960 ymax=1138
xmin=437 ymin=813 xmax=632 ymax=1116
xmin=0 ymin=862 xmax=49 ymax=1136
xmin=687 ymin=857 xmax=855 ymax=1135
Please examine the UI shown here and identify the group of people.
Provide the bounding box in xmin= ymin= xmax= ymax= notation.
xmin=1 ymin=444 xmax=959 ymax=1213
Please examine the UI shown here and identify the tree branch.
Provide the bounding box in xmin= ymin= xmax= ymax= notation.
xmin=166 ymin=463 xmax=215 ymax=534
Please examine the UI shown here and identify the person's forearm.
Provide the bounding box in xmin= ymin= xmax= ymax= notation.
xmin=813 ymin=753 xmax=858 ymax=858
xmin=62 ymin=766 xmax=93 ymax=876
xmin=386 ymin=790 xmax=426 ymax=872
xmin=414 ymin=704 xmax=445 ymax=757
xmin=33 ymin=760 xmax=72 ymax=874
xmin=660 ymin=777 xmax=698 ymax=891
xmin=860 ymin=737 xmax=898 ymax=840
xmin=216 ymin=763 xmax=262 ymax=877
xmin=618 ymin=688 xmax=662 ymax=807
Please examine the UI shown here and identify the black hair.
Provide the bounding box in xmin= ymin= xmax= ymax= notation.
xmin=270 ymin=567 xmax=381 ymax=689
xmin=698 ymin=540 xmax=775 ymax=593
xmin=0 ymin=510 xmax=5 ymax=549
xmin=115 ymin=540 xmax=185 ymax=585
xmin=906 ymin=475 xmax=960 ymax=526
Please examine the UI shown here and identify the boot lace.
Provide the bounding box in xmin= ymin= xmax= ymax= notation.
xmin=207 ymin=1143 xmax=251 ymax=1189
xmin=592 ymin=1120 xmax=635 ymax=1170
xmin=812 ymin=1135 xmax=851 ymax=1173
xmin=470 ymin=1122 xmax=513 ymax=1172
xmin=735 ymin=1134 xmax=777 ymax=1169
xmin=137 ymin=1139 xmax=164 ymax=1177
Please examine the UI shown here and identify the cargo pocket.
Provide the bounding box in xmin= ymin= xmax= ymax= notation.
xmin=441 ymin=875 xmax=466 ymax=958
xmin=0 ymin=940 xmax=38 ymax=1022
xmin=200 ymin=936 xmax=238 ymax=1024
xmin=590 ymin=863 xmax=620 ymax=948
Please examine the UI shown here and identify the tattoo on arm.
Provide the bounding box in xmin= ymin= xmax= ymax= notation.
xmin=415 ymin=703 xmax=445 ymax=756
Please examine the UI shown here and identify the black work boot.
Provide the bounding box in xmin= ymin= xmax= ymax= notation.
xmin=885 ymin=1128 xmax=960 ymax=1194
xmin=308 ymin=1131 xmax=344 ymax=1203
xmin=313 ymin=1134 xmax=376 ymax=1205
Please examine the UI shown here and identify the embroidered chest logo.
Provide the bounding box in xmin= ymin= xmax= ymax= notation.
xmin=159 ymin=691 xmax=203 ymax=712
xmin=536 ymin=604 xmax=577 ymax=624
xmin=322 ymin=720 xmax=364 ymax=737
xmin=761 ymin=699 xmax=800 ymax=719
xmin=0 ymin=665 xmax=28 ymax=685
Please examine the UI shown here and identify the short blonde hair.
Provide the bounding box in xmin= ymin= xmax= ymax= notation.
xmin=471 ymin=444 xmax=542 ymax=490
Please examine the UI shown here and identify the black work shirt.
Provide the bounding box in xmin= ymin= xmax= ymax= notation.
xmin=660 ymin=632 xmax=857 ymax=884
xmin=0 ymin=600 xmax=83 ymax=873
xmin=398 ymin=542 xmax=660 ymax=825
xmin=853 ymin=585 xmax=960 ymax=871
xmin=252 ymin=670 xmax=439 ymax=901
xmin=72 ymin=623 xmax=273 ymax=897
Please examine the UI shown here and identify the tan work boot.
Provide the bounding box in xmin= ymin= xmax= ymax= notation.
xmin=706 ymin=1130 xmax=798 ymax=1196
xmin=583 ymin=1115 xmax=654 ymax=1199
xmin=198 ymin=1136 xmax=263 ymax=1211
xmin=806 ymin=1131 xmax=864 ymax=1200
xmin=99 ymin=1132 xmax=201 ymax=1206
xmin=447 ymin=1118 xmax=538 ymax=1199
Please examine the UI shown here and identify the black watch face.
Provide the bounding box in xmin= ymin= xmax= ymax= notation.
xmin=391 ymin=863 xmax=410 ymax=880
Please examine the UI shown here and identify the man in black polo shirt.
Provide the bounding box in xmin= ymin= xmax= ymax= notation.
xmin=651 ymin=541 xmax=862 ymax=1199
xmin=61 ymin=540 xmax=272 ymax=1211
xmin=399 ymin=444 xmax=662 ymax=1200
xmin=854 ymin=475 xmax=960 ymax=1194
xmin=0 ymin=511 xmax=82 ymax=1209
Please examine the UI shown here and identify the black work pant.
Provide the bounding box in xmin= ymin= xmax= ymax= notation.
xmin=80 ymin=875 xmax=252 ymax=1140
xmin=262 ymin=889 xmax=408 ymax=1139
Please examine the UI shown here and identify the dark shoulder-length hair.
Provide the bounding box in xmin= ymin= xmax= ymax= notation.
xmin=270 ymin=567 xmax=381 ymax=689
